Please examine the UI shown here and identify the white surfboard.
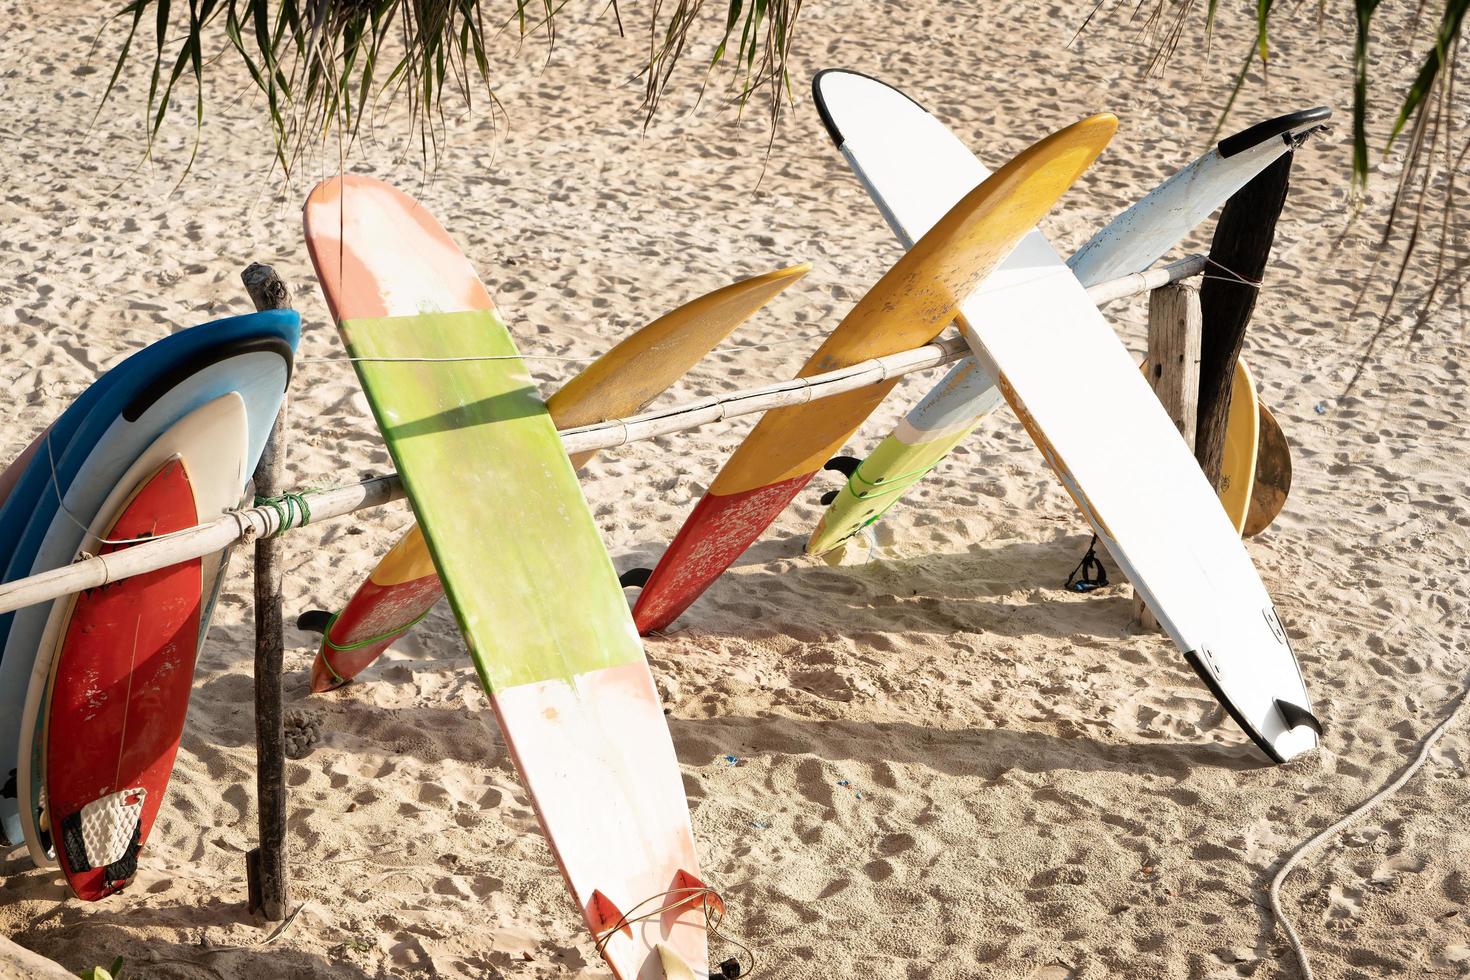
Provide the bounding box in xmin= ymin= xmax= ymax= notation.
xmin=15 ymin=394 xmax=250 ymax=866
xmin=806 ymin=69 xmax=1328 ymax=557
xmin=814 ymin=69 xmax=1320 ymax=761
xmin=1068 ymin=106 xmax=1331 ymax=284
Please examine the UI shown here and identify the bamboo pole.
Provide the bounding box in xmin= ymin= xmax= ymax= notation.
xmin=241 ymin=263 xmax=291 ymax=922
xmin=1084 ymin=254 xmax=1206 ymax=306
xmin=1133 ymin=282 xmax=1203 ymax=631
xmin=0 ymin=257 xmax=1205 ymax=620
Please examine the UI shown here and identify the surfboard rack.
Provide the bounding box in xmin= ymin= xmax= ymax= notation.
xmin=0 ymin=253 xmax=1210 ymax=924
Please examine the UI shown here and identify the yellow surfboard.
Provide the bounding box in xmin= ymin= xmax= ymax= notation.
xmin=1134 ymin=357 xmax=1262 ymax=535
xmin=1217 ymin=359 xmax=1261 ymax=534
xmin=1245 ymin=401 xmax=1291 ymax=536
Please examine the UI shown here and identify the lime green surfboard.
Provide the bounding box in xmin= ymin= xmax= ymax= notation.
xmin=340 ymin=310 xmax=637 ymax=688
xmin=304 ymin=175 xmax=714 ymax=979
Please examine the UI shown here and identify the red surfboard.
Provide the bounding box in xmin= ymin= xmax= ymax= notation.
xmin=45 ymin=456 xmax=202 ymax=901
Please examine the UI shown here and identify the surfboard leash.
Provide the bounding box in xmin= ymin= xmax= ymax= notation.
xmin=590 ymin=883 xmax=757 ymax=978
xmin=1268 ymin=659 xmax=1470 ymax=980
xmin=1064 ymin=535 xmax=1109 ymax=593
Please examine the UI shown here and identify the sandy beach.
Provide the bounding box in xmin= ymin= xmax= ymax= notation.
xmin=2 ymin=0 xmax=1468 ymax=976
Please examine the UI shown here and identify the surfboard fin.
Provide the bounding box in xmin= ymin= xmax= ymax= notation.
xmin=588 ymin=889 xmax=632 ymax=939
xmin=819 ymin=489 xmax=840 ymax=506
xmin=1274 ymin=698 xmax=1324 ymax=737
xmin=656 ymin=944 xmax=699 ymax=980
xmin=823 ymin=455 xmax=861 ymax=478
xmin=666 ymin=869 xmax=725 ymax=918
xmin=296 ymin=609 xmax=333 ymax=634
xmin=619 ymin=567 xmax=652 ymax=589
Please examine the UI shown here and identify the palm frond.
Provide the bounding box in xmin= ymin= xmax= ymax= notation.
xmin=1083 ymin=0 xmax=1469 ymax=378
xmin=97 ymin=0 xmax=803 ymax=176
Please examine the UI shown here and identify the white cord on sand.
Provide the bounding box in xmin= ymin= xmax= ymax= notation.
xmin=1268 ymin=675 xmax=1470 ymax=980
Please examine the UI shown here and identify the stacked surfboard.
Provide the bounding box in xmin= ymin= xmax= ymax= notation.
xmin=801 ymin=71 xmax=1321 ymax=761
xmin=0 ymin=311 xmax=298 ymax=897
xmin=0 ymin=72 xmax=1331 ymax=980
xmin=805 ymin=71 xmax=1325 ymax=555
xmin=616 ymin=73 xmax=1323 ymax=762
xmin=302 ymin=262 xmax=810 ymax=692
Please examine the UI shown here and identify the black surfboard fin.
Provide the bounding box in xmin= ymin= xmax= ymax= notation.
xmin=619 ymin=568 xmax=652 ymax=589
xmin=296 ymin=609 xmax=333 ymax=634
xmin=1274 ymin=699 xmax=1324 ymax=737
xmin=823 ymin=455 xmax=861 ymax=478
xmin=819 ymin=489 xmax=840 ymax=506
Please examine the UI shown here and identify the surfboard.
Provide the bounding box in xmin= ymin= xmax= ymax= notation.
xmin=44 ymin=456 xmax=203 ymax=900
xmin=16 ymin=394 xmax=250 ymax=868
xmin=304 ymin=174 xmax=716 ymax=978
xmin=966 ymin=246 xmax=1318 ymax=761
xmin=813 ymin=80 xmax=1319 ymax=760
xmin=0 ymin=427 xmax=49 ymax=510
xmin=805 ymin=70 xmax=1326 ymax=556
xmin=1218 ymin=360 xmax=1260 ymax=535
xmin=308 ymin=264 xmax=809 ymax=693
xmin=630 ymin=113 xmax=1117 ymax=634
xmin=1068 ymin=105 xmax=1332 ymax=285
xmin=0 ymin=311 xmax=298 ymax=846
xmin=1246 ymin=402 xmax=1292 ymax=537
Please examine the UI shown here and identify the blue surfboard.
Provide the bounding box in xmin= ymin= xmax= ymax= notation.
xmin=0 ymin=309 xmax=299 ymax=844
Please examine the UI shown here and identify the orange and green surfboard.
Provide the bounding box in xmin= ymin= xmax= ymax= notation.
xmin=304 ymin=175 xmax=718 ymax=978
xmin=631 ymin=114 xmax=1118 ymax=633
xmin=307 ymin=264 xmax=808 ymax=692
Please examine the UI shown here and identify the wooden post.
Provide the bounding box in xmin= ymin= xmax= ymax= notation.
xmin=242 ymin=262 xmax=291 ymax=921
xmin=1196 ymin=152 xmax=1293 ymax=487
xmin=1135 ymin=282 xmax=1202 ymax=630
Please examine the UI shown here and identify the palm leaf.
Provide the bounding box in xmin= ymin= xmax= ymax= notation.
xmin=97 ymin=0 xmax=801 ymax=176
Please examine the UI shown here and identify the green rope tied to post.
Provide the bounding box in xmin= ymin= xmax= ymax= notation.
xmin=254 ymin=490 xmax=315 ymax=534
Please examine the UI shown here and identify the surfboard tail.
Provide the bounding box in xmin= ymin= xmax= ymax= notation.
xmin=633 ymin=474 xmax=812 ymax=634
xmin=308 ymin=572 xmax=445 ymax=693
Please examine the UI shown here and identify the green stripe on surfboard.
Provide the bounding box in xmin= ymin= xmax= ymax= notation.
xmin=812 ymin=426 xmax=976 ymax=551
xmin=341 ymin=309 xmax=642 ymax=691
xmin=849 ymin=428 xmax=973 ymax=495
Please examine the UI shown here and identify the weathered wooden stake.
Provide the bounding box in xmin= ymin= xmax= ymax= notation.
xmin=1135 ymin=282 xmax=1202 ymax=631
xmin=242 ymin=262 xmax=291 ymax=921
xmin=1196 ymin=152 xmax=1294 ymax=487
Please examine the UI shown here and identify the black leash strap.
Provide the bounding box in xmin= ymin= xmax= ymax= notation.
xmin=1065 ymin=535 xmax=1109 ymax=593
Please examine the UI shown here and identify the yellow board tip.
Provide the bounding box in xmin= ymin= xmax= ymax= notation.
xmin=656 ymin=944 xmax=700 ymax=980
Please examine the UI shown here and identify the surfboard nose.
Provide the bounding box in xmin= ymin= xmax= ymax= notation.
xmin=309 ymin=654 xmax=345 ymax=694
